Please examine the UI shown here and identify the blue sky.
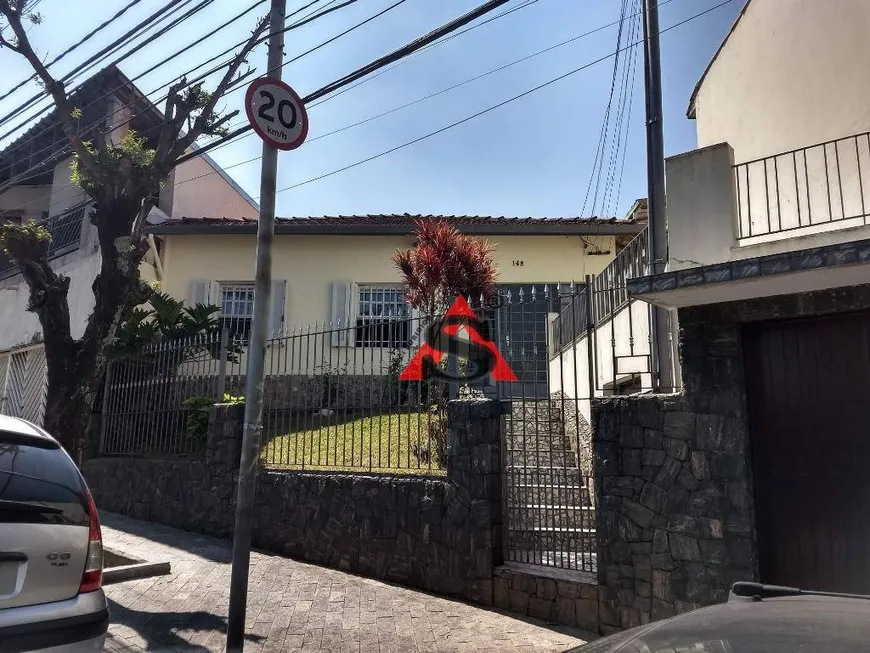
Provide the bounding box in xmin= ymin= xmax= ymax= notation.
xmin=0 ymin=0 xmax=743 ymax=219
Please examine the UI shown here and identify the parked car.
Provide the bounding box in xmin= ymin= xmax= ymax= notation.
xmin=0 ymin=415 xmax=108 ymax=652
xmin=567 ymin=582 xmax=870 ymax=652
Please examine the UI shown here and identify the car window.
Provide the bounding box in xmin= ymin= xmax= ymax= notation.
xmin=0 ymin=433 xmax=88 ymax=527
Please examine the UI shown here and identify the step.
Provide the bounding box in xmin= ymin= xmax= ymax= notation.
xmin=507 ymin=483 xmax=593 ymax=506
xmin=508 ymin=506 xmax=596 ymax=530
xmin=504 ymin=465 xmax=583 ymax=485
xmin=504 ymin=550 xmax=598 ymax=573
xmin=505 ymin=451 xmax=573 ymax=467
xmin=508 ymin=406 xmax=564 ymax=422
xmin=508 ymin=527 xmax=598 ymax=554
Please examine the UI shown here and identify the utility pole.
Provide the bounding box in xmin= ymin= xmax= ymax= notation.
xmin=227 ymin=0 xmax=285 ymax=649
xmin=641 ymin=0 xmax=675 ymax=392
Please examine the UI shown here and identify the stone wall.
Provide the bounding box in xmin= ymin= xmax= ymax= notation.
xmin=84 ymin=397 xmax=505 ymax=607
xmin=593 ymin=394 xmax=755 ymax=632
xmin=493 ymin=565 xmax=599 ymax=632
xmin=592 ymin=283 xmax=870 ymax=632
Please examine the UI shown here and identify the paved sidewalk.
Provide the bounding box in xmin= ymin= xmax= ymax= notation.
xmin=100 ymin=513 xmax=595 ymax=652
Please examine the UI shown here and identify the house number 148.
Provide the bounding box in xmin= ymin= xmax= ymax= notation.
xmin=512 ymin=260 xmax=525 ymax=267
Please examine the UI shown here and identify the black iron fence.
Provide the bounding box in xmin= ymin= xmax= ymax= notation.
xmin=0 ymin=202 xmax=90 ymax=280
xmin=734 ymin=130 xmax=870 ymax=239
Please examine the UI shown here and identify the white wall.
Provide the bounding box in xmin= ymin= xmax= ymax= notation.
xmin=0 ymin=252 xmax=100 ymax=351
xmin=548 ymin=298 xmax=652 ymax=424
xmin=0 ymin=185 xmax=51 ymax=221
xmin=666 ymin=140 xmax=870 ymax=270
xmin=171 ymin=156 xmax=258 ymax=219
xmin=49 ymin=158 xmax=87 ymax=216
xmin=694 ymin=0 xmax=870 ymax=163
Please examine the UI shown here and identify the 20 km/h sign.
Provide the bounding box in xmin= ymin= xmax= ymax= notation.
xmin=245 ymin=78 xmax=308 ymax=150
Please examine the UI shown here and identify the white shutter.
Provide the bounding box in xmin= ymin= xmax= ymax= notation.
xmin=189 ymin=280 xmax=212 ymax=306
xmin=409 ymin=306 xmax=421 ymax=348
xmin=269 ymin=280 xmax=287 ymax=337
xmin=331 ymin=281 xmax=353 ymax=346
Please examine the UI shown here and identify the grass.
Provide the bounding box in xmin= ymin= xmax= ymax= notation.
xmin=260 ymin=410 xmax=447 ymax=475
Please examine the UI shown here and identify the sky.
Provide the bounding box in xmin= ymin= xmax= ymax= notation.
xmin=0 ymin=0 xmax=744 ymax=220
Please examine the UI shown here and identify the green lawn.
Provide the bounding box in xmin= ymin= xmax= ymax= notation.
xmin=260 ymin=411 xmax=447 ymax=475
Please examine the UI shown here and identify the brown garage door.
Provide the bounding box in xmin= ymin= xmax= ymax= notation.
xmin=744 ymin=311 xmax=870 ymax=594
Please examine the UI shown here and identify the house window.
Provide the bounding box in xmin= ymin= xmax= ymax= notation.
xmin=220 ymin=283 xmax=255 ymax=337
xmin=355 ymin=286 xmax=411 ymax=347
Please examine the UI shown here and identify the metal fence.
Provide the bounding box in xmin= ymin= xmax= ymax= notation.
xmin=99 ymin=316 xmax=450 ymax=473
xmin=734 ymin=130 xmax=870 ymax=239
xmin=0 ymin=202 xmax=90 ymax=280
xmin=100 ymin=332 xmax=239 ymax=457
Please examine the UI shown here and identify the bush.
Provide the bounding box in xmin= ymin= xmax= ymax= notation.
xmin=181 ymin=393 xmax=244 ymax=444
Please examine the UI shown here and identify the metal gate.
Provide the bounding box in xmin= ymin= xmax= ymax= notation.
xmin=496 ymin=286 xmax=597 ymax=573
xmin=0 ymin=345 xmax=48 ymax=426
xmin=745 ymin=311 xmax=870 ymax=593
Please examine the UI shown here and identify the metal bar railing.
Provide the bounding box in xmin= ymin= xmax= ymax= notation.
xmin=734 ymin=130 xmax=870 ymax=239
xmin=0 ymin=202 xmax=90 ymax=280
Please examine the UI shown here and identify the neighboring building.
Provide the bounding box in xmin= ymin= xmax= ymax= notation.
xmin=578 ymin=0 xmax=870 ymax=630
xmin=0 ymin=66 xmax=258 ymax=423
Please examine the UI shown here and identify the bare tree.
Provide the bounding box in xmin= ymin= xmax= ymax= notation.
xmin=0 ymin=0 xmax=269 ymax=459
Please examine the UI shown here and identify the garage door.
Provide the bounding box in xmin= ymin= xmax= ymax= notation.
xmin=744 ymin=311 xmax=870 ymax=594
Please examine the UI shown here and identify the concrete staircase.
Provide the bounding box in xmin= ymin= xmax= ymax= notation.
xmin=503 ymin=400 xmax=596 ymax=571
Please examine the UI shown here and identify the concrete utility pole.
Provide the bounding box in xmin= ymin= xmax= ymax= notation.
xmin=641 ymin=0 xmax=675 ymax=392
xmin=226 ymin=0 xmax=285 ymax=649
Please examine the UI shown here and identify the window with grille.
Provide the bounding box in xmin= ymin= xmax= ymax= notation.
xmin=220 ymin=283 xmax=255 ymax=337
xmin=355 ymin=286 xmax=411 ymax=347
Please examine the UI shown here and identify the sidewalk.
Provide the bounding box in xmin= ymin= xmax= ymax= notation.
xmin=100 ymin=512 xmax=595 ymax=652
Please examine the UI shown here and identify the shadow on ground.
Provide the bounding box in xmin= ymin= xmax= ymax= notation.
xmin=108 ymin=598 xmax=264 ymax=651
xmin=101 ymin=512 xmax=232 ymax=564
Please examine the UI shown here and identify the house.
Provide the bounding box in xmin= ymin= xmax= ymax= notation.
xmin=0 ymin=66 xmax=258 ymax=422
xmin=147 ymin=212 xmax=643 ymax=395
xmin=583 ymin=0 xmax=870 ymax=629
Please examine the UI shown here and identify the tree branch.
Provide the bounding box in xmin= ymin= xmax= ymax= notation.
xmin=0 ymin=2 xmax=105 ymax=183
xmin=165 ymin=13 xmax=270 ymax=162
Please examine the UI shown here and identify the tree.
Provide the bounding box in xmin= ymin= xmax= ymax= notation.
xmin=392 ymin=218 xmax=498 ymax=316
xmin=393 ymin=219 xmax=498 ymax=467
xmin=110 ymin=292 xmax=224 ymax=359
xmin=0 ymin=1 xmax=270 ymax=459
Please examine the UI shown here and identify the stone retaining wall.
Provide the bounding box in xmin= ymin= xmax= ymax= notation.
xmin=493 ymin=564 xmax=599 ymax=632
xmin=84 ymin=398 xmax=505 ymax=608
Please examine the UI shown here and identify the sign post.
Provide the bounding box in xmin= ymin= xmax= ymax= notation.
xmin=226 ymin=1 xmax=308 ymax=649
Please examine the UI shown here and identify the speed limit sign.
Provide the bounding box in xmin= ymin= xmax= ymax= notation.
xmin=245 ymin=78 xmax=308 ymax=151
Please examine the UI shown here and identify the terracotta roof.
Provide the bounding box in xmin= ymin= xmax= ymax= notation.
xmin=687 ymin=0 xmax=753 ymax=119
xmin=150 ymin=213 xmax=643 ymax=236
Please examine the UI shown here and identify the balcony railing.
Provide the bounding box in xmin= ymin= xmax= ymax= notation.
xmin=552 ymin=226 xmax=648 ymax=350
xmin=734 ymin=131 xmax=870 ymax=240
xmin=0 ymin=202 xmax=90 ymax=281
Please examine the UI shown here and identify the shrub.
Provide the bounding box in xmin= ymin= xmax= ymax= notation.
xmin=181 ymin=393 xmax=245 ymax=444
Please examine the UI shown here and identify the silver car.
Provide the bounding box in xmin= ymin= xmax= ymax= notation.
xmin=0 ymin=415 xmax=108 ymax=652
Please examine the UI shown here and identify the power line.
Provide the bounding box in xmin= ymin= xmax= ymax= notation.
xmin=0 ymin=0 xmax=147 ymax=103
xmin=581 ymin=0 xmax=631 ymax=218
xmin=176 ymin=0 xmax=655 ymax=185
xmin=0 ymin=0 xmax=206 ymax=140
xmin=0 ymin=0 xmax=362 ymax=191
xmin=174 ymin=0 xmax=515 ymax=166
xmin=0 ymin=0 xmax=201 ymax=132
xmin=7 ymin=0 xmax=731 ymax=218
xmin=261 ymin=0 xmax=738 ymax=203
xmin=5 ymin=0 xmax=513 ymax=214
xmin=5 ymin=0 xmax=677 ymax=211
